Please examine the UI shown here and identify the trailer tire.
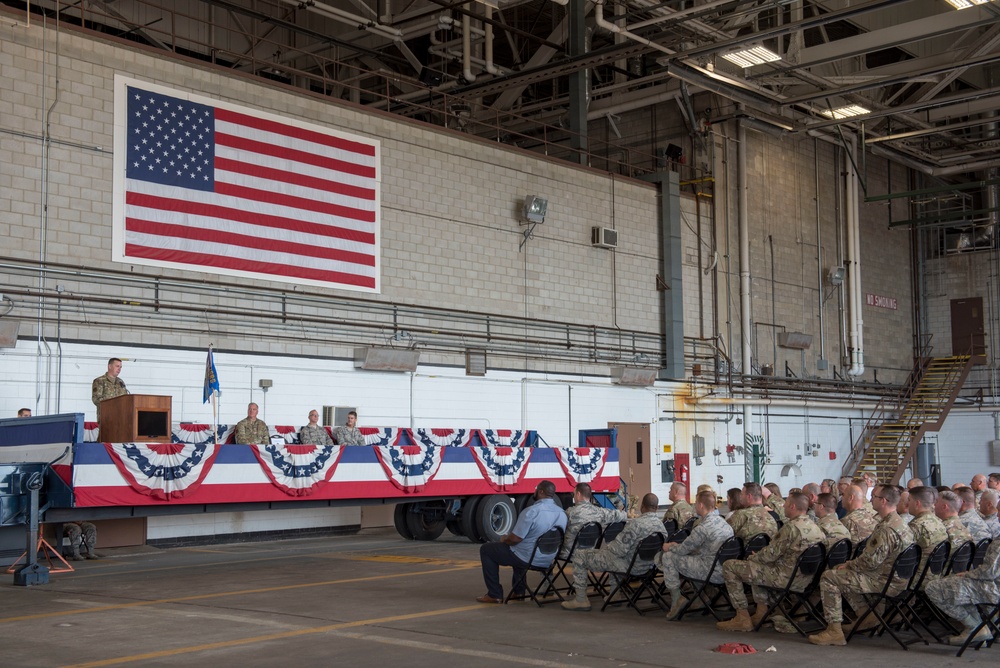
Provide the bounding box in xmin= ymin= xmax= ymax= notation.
xmin=513 ymin=494 xmax=531 ymax=514
xmin=446 ymin=520 xmax=465 ymax=537
xmin=476 ymin=494 xmax=517 ymax=543
xmin=405 ymin=510 xmax=447 ymax=541
xmin=460 ymin=496 xmax=483 ymax=543
xmin=394 ymin=503 xmax=415 ymax=540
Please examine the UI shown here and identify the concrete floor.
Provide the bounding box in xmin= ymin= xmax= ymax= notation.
xmin=2 ymin=528 xmax=995 ymax=667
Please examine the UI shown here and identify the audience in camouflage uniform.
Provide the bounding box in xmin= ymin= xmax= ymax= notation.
xmin=717 ymin=491 xmax=824 ymax=632
xmin=815 ymin=492 xmax=851 ymax=550
xmin=936 ymin=490 xmax=973 ymax=545
xmin=560 ymin=482 xmax=626 ymax=559
xmin=926 ymin=536 xmax=1000 ymax=645
xmin=726 ymin=482 xmax=778 ymax=542
xmin=840 ymin=483 xmax=878 ymax=545
xmin=561 ymin=493 xmax=665 ymax=612
xmin=661 ymin=482 xmax=695 ymax=528
xmin=956 ymin=487 xmax=992 ymax=542
xmin=809 ymin=484 xmax=915 ymax=646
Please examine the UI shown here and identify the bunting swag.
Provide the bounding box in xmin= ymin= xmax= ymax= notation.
xmin=554 ymin=447 xmax=607 ymax=485
xmin=103 ymin=441 xmax=220 ymax=501
xmin=479 ymin=429 xmax=530 ymax=448
xmin=470 ymin=445 xmax=532 ymax=492
xmin=360 ymin=427 xmax=405 ymax=446
xmin=173 ymin=423 xmax=232 ymax=446
xmin=373 ymin=444 xmax=444 ymax=493
xmin=249 ymin=443 xmax=344 ymax=496
xmin=411 ymin=428 xmax=473 ymax=448
xmin=274 ymin=425 xmax=298 ymax=444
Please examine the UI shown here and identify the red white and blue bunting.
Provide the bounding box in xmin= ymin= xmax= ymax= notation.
xmin=373 ymin=444 xmax=444 ymax=493
xmin=470 ymin=445 xmax=533 ymax=491
xmin=103 ymin=441 xmax=220 ymax=501
xmin=554 ymin=447 xmax=607 ymax=485
xmin=478 ymin=429 xmax=530 ymax=448
xmin=360 ymin=427 xmax=405 ymax=446
xmin=411 ymin=428 xmax=473 ymax=448
xmin=249 ymin=443 xmax=344 ymax=496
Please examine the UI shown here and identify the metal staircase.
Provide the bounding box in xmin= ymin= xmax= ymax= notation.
xmin=846 ymin=355 xmax=975 ymax=484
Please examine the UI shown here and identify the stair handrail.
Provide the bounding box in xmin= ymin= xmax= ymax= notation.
xmin=843 ymin=355 xmax=933 ymax=477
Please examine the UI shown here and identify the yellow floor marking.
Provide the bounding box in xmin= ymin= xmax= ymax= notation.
xmin=0 ymin=565 xmax=478 ymax=624
xmin=61 ymin=604 xmax=486 ymax=667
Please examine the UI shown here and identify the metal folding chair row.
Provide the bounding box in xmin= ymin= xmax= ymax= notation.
xmin=504 ymin=527 xmax=565 ymax=606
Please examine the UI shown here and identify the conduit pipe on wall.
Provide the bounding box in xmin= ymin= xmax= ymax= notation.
xmin=845 ymin=134 xmax=865 ymax=376
xmin=737 ymin=114 xmax=753 ymax=436
xmin=684 ymin=396 xmax=880 ymax=411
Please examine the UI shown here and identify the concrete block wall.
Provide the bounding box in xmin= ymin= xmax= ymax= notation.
xmin=1 ymin=21 xmax=660 ymax=372
xmin=935 ymin=412 xmax=1000 ymax=485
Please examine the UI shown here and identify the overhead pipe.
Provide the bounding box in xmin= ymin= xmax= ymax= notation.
xmin=685 ymin=395 xmax=880 ymax=410
xmin=591 ymin=0 xmax=675 ymax=57
xmin=845 ymin=133 xmax=865 ymax=376
xmin=462 ymin=12 xmax=476 ymax=82
xmin=484 ymin=6 xmax=499 ymax=76
xmin=278 ymin=0 xmax=403 ymax=42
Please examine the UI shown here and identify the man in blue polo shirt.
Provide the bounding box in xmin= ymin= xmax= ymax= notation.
xmin=477 ymin=480 xmax=567 ymax=603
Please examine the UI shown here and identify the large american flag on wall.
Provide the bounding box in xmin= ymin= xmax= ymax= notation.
xmin=112 ymin=76 xmax=380 ymax=292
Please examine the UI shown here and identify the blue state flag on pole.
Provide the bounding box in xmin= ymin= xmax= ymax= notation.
xmin=204 ymin=347 xmax=221 ymax=403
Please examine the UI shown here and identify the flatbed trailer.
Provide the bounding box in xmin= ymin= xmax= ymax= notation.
xmin=1 ymin=415 xmax=620 ymax=550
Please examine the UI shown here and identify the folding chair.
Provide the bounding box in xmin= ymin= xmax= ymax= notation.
xmin=970 ymin=538 xmax=992 ymax=570
xmin=674 ymin=536 xmax=743 ymax=621
xmin=663 ymin=518 xmax=679 ymax=536
xmin=852 ymin=536 xmax=869 ymax=559
xmin=601 ymin=520 xmax=626 ymax=545
xmin=768 ymin=510 xmax=783 ymax=530
xmin=945 ymin=540 xmax=975 ymax=575
xmin=667 ymin=529 xmax=689 ymax=544
xmin=504 ymin=527 xmax=564 ymax=606
xmin=681 ymin=516 xmax=697 ymax=533
xmin=955 ymin=600 xmax=1000 ymax=657
xmin=550 ymin=521 xmax=602 ymax=597
xmin=844 ymin=544 xmax=922 ymax=649
xmin=825 ymin=538 xmax=852 ymax=569
xmin=751 ymin=542 xmax=827 ymax=635
xmin=886 ymin=541 xmax=953 ymax=644
xmin=742 ymin=533 xmax=770 ymax=558
xmin=599 ymin=533 xmax=667 ymax=614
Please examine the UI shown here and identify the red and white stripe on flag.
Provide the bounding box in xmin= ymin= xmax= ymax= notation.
xmin=112 ymin=75 xmax=381 ymax=293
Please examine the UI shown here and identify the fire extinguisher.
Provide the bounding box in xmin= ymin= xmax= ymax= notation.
xmin=678 ymin=462 xmax=689 ymax=487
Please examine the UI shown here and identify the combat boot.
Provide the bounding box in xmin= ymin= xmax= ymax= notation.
xmin=85 ymin=550 xmax=102 ymax=560
xmin=808 ymin=622 xmax=846 ymax=646
xmin=948 ymin=626 xmax=991 ymax=646
xmin=844 ymin=614 xmax=879 ymax=633
xmin=561 ymin=598 xmax=591 ymax=612
xmin=665 ymin=595 xmax=688 ymax=620
xmin=71 ymin=545 xmax=85 ymax=562
xmin=716 ymin=609 xmax=753 ymax=632
xmin=750 ymin=605 xmax=768 ymax=627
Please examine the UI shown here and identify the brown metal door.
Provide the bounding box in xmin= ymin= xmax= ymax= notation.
xmin=951 ymin=297 xmax=986 ymax=362
xmin=609 ymin=422 xmax=652 ymax=503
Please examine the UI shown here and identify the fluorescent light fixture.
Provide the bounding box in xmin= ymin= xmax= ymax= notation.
xmin=720 ymin=45 xmax=781 ymax=69
xmin=820 ymin=105 xmax=871 ymax=119
xmin=944 ymin=0 xmax=990 ymax=9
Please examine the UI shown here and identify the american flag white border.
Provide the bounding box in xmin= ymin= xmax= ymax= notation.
xmin=111 ymin=74 xmax=382 ymax=293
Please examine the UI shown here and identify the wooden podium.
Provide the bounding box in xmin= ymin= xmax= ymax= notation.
xmin=100 ymin=395 xmax=172 ymax=442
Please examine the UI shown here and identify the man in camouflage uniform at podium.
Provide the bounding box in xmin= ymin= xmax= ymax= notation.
xmin=92 ymin=357 xmax=127 ymax=422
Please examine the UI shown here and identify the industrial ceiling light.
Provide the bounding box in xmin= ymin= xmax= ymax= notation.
xmin=943 ymin=0 xmax=990 ymax=9
xmin=820 ymin=105 xmax=871 ymax=119
xmin=720 ymin=45 xmax=781 ymax=69
xmin=522 ymin=195 xmax=548 ymax=225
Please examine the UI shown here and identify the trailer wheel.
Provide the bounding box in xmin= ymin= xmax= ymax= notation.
xmin=513 ymin=494 xmax=531 ymax=514
xmin=394 ymin=503 xmax=415 ymax=540
xmin=446 ymin=520 xmax=465 ymax=537
xmin=476 ymin=494 xmax=517 ymax=543
xmin=460 ymin=496 xmax=483 ymax=543
xmin=405 ymin=509 xmax=447 ymax=541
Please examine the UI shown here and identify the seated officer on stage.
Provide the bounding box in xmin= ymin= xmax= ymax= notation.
xmin=561 ymin=482 xmax=626 ymax=559
xmin=561 ymin=493 xmax=666 ymax=612
xmin=234 ymin=403 xmax=270 ymax=445
xmin=477 ymin=480 xmax=566 ymax=604
xmin=659 ymin=489 xmax=735 ymax=620
xmin=717 ymin=491 xmax=824 ymax=632
xmin=332 ymin=411 xmax=365 ymax=446
xmin=298 ymin=409 xmax=333 ymax=446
